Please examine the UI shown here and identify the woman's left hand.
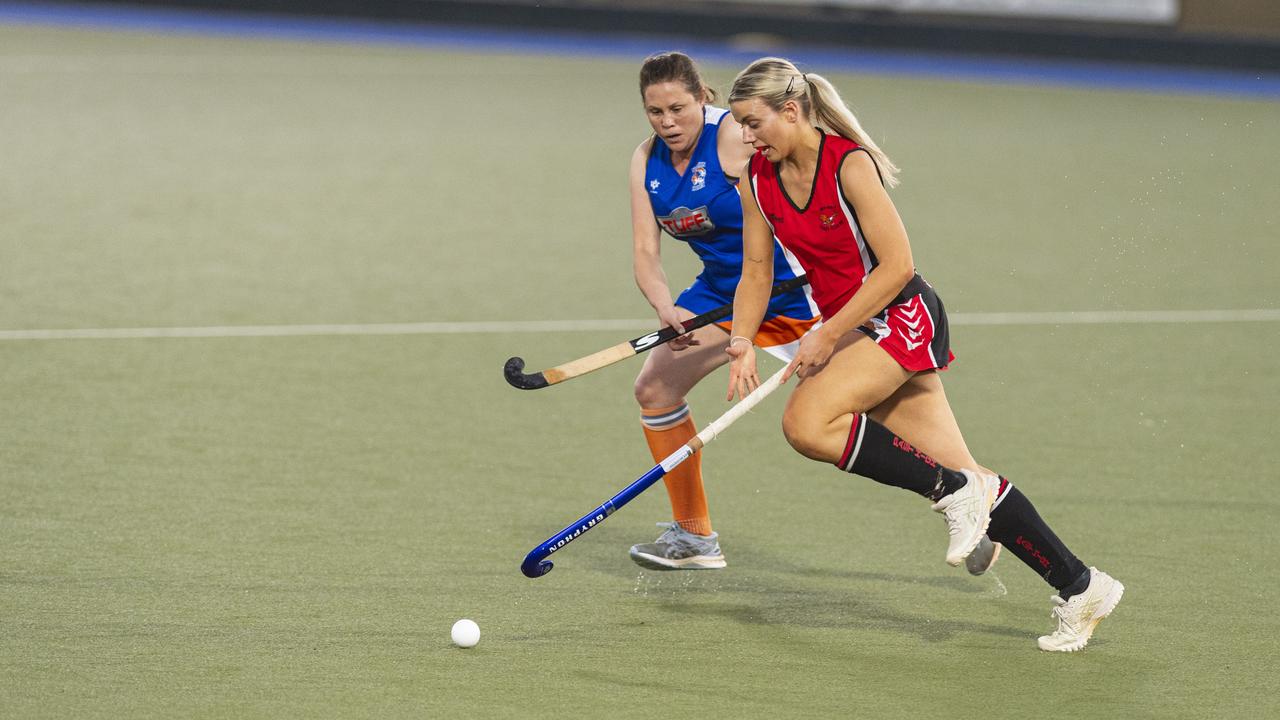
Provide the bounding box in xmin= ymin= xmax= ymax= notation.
xmin=783 ymin=327 xmax=838 ymax=382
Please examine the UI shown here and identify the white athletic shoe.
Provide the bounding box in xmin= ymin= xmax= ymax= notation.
xmin=930 ymin=468 xmax=997 ymax=566
xmin=1038 ymin=568 xmax=1125 ymax=652
xmin=629 ymin=522 xmax=726 ymax=570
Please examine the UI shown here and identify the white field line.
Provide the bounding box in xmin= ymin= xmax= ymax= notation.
xmin=1 ymin=309 xmax=1278 ymax=342
xmin=0 ymin=320 xmax=653 ymax=341
xmin=953 ymin=309 xmax=1280 ymax=325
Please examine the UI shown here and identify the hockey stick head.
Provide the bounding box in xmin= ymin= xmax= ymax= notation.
xmin=504 ymin=357 xmax=549 ymax=390
xmin=520 ymin=555 xmax=554 ymax=578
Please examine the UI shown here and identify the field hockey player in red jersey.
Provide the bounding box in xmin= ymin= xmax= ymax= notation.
xmin=724 ymin=57 xmax=1124 ymax=651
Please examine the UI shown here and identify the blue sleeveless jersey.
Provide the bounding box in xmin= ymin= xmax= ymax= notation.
xmin=646 ymin=106 xmax=815 ymax=321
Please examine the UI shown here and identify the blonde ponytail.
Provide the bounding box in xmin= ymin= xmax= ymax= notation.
xmin=730 ymin=57 xmax=899 ymax=188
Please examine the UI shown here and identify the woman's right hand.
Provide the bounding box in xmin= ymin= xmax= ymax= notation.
xmin=725 ymin=337 xmax=759 ymax=401
xmin=658 ymin=306 xmax=699 ymax=350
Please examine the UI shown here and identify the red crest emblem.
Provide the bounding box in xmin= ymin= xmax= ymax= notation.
xmin=818 ymin=206 xmax=841 ymax=230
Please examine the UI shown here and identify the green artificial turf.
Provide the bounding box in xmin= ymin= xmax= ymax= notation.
xmin=2 ymin=22 xmax=1277 ymax=719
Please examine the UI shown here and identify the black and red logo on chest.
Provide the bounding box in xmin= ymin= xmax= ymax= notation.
xmin=818 ymin=205 xmax=843 ymax=230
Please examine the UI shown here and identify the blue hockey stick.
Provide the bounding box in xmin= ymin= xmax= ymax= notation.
xmin=521 ymin=365 xmax=788 ymax=578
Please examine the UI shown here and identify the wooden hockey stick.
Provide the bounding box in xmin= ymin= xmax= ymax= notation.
xmin=503 ymin=275 xmax=807 ymax=390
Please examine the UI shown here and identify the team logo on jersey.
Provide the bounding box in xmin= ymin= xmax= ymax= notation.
xmin=818 ymin=205 xmax=842 ymax=230
xmin=690 ymin=162 xmax=707 ymax=191
xmin=649 ymin=179 xmax=661 ymax=193
xmin=657 ymin=206 xmax=715 ymax=237
xmin=767 ymin=213 xmax=785 ymax=226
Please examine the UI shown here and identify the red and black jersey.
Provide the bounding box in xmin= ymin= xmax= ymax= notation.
xmin=748 ymin=133 xmax=884 ymax=320
xmin=749 ymin=133 xmax=953 ymax=372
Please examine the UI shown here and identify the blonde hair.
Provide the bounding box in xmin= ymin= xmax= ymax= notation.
xmin=729 ymin=57 xmax=899 ymax=188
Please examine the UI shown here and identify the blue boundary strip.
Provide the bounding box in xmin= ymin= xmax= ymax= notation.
xmin=2 ymin=1 xmax=1278 ymax=100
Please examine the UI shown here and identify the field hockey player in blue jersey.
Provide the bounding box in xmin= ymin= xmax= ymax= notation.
xmin=625 ymin=52 xmax=811 ymax=569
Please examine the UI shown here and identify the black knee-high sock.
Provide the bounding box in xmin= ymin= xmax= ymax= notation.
xmin=835 ymin=416 xmax=1093 ymax=598
xmin=834 ymin=413 xmax=967 ymax=502
xmin=988 ymin=479 xmax=1091 ymax=598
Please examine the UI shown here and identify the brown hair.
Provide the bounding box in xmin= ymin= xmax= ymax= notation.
xmin=639 ymin=51 xmax=717 ymax=103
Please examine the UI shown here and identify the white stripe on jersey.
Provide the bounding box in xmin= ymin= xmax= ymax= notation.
xmin=836 ymin=178 xmax=874 ymax=278
xmin=777 ymin=243 xmax=821 ymax=318
xmin=704 ymin=105 xmax=729 ymax=124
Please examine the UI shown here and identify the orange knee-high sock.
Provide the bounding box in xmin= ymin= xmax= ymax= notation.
xmin=640 ymin=403 xmax=712 ymax=536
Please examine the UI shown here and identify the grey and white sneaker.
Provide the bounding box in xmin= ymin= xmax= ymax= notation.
xmin=965 ymin=535 xmax=1001 ymax=576
xmin=629 ymin=522 xmax=726 ymax=570
xmin=931 ymin=468 xmax=997 ymax=566
xmin=1038 ymin=567 xmax=1125 ymax=652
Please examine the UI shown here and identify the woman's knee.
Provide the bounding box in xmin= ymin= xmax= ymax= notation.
xmin=632 ymin=372 xmax=660 ymax=407
xmin=634 ymin=370 xmax=678 ymax=408
xmin=781 ymin=408 xmax=829 ymax=461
